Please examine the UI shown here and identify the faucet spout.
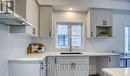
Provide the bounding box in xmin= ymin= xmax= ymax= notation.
xmin=69 ymin=37 xmax=72 ymax=52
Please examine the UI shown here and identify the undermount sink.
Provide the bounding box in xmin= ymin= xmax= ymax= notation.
xmin=60 ymin=52 xmax=82 ymax=55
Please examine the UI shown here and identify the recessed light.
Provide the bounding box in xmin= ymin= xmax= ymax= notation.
xmin=22 ymin=22 xmax=26 ymax=25
xmin=69 ymin=8 xmax=73 ymax=10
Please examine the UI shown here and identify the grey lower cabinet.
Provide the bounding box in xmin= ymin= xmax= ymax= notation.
xmin=96 ymin=56 xmax=120 ymax=76
xmin=47 ymin=56 xmax=120 ymax=76
xmin=47 ymin=56 xmax=89 ymax=76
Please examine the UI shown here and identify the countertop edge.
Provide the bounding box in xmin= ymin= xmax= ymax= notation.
xmin=8 ymin=52 xmax=120 ymax=62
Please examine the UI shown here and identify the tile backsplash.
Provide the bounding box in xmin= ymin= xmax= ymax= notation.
xmin=0 ymin=24 xmax=32 ymax=76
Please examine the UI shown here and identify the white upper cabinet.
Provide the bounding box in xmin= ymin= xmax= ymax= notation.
xmin=93 ymin=9 xmax=113 ymax=26
xmin=86 ymin=8 xmax=113 ymax=38
xmin=32 ymin=0 xmax=39 ymax=37
xmin=39 ymin=6 xmax=53 ymax=38
xmin=14 ymin=0 xmax=39 ymax=36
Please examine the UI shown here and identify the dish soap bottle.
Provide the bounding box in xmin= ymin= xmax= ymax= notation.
xmin=27 ymin=44 xmax=33 ymax=54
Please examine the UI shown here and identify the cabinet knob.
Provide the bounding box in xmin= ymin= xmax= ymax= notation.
xmin=73 ymin=62 xmax=76 ymax=69
xmin=108 ymin=57 xmax=111 ymax=62
xmin=103 ymin=20 xmax=107 ymax=25
xmin=91 ymin=32 xmax=93 ymax=37
xmin=49 ymin=31 xmax=51 ymax=37
xmin=54 ymin=57 xmax=57 ymax=64
xmin=70 ymin=63 xmax=73 ymax=69
xmin=33 ymin=28 xmax=36 ymax=35
xmin=70 ymin=62 xmax=76 ymax=69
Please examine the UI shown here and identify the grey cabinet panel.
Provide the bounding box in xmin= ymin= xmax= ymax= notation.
xmin=96 ymin=56 xmax=120 ymax=76
xmin=86 ymin=8 xmax=113 ymax=38
xmin=47 ymin=56 xmax=89 ymax=76
xmin=39 ymin=7 xmax=53 ymax=38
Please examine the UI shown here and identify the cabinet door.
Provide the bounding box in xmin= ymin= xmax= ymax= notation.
xmin=94 ymin=9 xmax=112 ymax=26
xmin=96 ymin=56 xmax=110 ymax=76
xmin=41 ymin=59 xmax=46 ymax=76
xmin=9 ymin=61 xmax=41 ymax=76
xmin=56 ymin=66 xmax=72 ymax=76
xmin=96 ymin=56 xmax=120 ymax=76
xmin=73 ymin=69 xmax=88 ymax=76
xmin=108 ymin=56 xmax=120 ymax=68
xmin=56 ymin=57 xmax=73 ymax=76
xmin=32 ymin=0 xmax=39 ymax=36
xmin=73 ymin=58 xmax=89 ymax=76
xmin=26 ymin=0 xmax=33 ymax=25
xmin=39 ymin=7 xmax=53 ymax=38
xmin=56 ymin=57 xmax=89 ymax=76
xmin=47 ymin=57 xmax=56 ymax=76
xmin=86 ymin=9 xmax=113 ymax=38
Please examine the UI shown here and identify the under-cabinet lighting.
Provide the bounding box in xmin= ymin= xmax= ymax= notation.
xmin=22 ymin=22 xmax=26 ymax=25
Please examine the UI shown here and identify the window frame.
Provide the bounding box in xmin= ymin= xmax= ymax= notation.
xmin=124 ymin=23 xmax=130 ymax=53
xmin=55 ymin=21 xmax=83 ymax=49
xmin=71 ymin=24 xmax=83 ymax=48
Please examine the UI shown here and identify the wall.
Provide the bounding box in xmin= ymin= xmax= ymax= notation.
xmin=0 ymin=24 xmax=32 ymax=76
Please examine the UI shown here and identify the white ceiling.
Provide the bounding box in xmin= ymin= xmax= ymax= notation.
xmin=37 ymin=0 xmax=130 ymax=11
xmin=111 ymin=0 xmax=130 ymax=2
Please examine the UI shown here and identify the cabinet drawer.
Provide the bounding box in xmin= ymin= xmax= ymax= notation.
xmin=73 ymin=58 xmax=89 ymax=65
xmin=56 ymin=57 xmax=89 ymax=65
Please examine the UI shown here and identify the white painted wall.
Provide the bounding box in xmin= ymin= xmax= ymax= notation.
xmin=0 ymin=24 xmax=32 ymax=76
xmin=53 ymin=11 xmax=86 ymax=22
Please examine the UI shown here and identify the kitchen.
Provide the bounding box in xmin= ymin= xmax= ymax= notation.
xmin=0 ymin=0 xmax=130 ymax=76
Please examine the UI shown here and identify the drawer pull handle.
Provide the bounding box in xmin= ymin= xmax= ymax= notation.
xmin=55 ymin=57 xmax=57 ymax=64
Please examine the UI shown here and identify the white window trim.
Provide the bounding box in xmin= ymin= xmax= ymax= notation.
xmin=124 ymin=23 xmax=130 ymax=53
xmin=54 ymin=21 xmax=84 ymax=51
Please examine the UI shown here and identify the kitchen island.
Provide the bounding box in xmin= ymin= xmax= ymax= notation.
xmin=102 ymin=68 xmax=130 ymax=76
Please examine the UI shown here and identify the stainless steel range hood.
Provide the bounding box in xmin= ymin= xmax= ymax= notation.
xmin=0 ymin=1 xmax=31 ymax=26
xmin=0 ymin=13 xmax=31 ymax=26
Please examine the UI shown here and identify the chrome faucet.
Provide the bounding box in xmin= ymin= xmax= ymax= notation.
xmin=69 ymin=36 xmax=72 ymax=52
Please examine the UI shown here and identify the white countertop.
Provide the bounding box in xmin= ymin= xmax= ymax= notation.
xmin=9 ymin=51 xmax=119 ymax=62
xmin=102 ymin=68 xmax=130 ymax=76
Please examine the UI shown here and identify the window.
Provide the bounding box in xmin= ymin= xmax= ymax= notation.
xmin=56 ymin=22 xmax=83 ymax=48
xmin=125 ymin=26 xmax=130 ymax=53
xmin=56 ymin=24 xmax=68 ymax=48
